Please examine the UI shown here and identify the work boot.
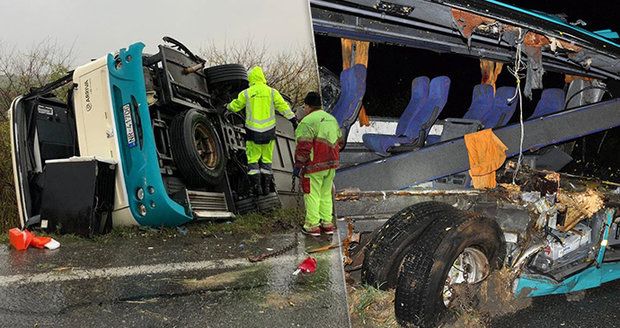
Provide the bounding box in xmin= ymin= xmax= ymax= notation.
xmin=302 ymin=226 xmax=321 ymax=237
xmin=321 ymin=222 xmax=336 ymax=235
xmin=260 ymin=173 xmax=275 ymax=196
xmin=250 ymin=174 xmax=263 ymax=196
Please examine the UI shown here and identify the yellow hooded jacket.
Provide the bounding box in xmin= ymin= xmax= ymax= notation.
xmin=227 ymin=66 xmax=294 ymax=143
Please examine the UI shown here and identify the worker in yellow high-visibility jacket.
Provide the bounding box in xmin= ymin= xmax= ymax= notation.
xmin=227 ymin=66 xmax=297 ymax=196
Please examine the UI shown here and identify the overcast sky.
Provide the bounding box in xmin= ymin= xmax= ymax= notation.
xmin=0 ymin=0 xmax=315 ymax=66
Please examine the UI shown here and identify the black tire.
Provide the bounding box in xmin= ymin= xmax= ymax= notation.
xmin=362 ymin=201 xmax=460 ymax=290
xmin=170 ymin=109 xmax=227 ymax=186
xmin=394 ymin=208 xmax=504 ymax=327
xmin=205 ymin=64 xmax=249 ymax=106
xmin=205 ymin=64 xmax=248 ymax=88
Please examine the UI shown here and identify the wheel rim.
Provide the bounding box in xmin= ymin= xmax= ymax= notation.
xmin=193 ymin=123 xmax=219 ymax=169
xmin=442 ymin=247 xmax=490 ymax=307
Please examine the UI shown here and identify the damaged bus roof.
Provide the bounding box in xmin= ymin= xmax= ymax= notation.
xmin=311 ymin=0 xmax=620 ymax=80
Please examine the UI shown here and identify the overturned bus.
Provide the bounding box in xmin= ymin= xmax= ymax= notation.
xmin=9 ymin=37 xmax=297 ymax=233
xmin=311 ymin=0 xmax=620 ymax=326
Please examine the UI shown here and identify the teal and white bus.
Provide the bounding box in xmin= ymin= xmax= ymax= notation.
xmin=10 ymin=38 xmax=297 ymax=230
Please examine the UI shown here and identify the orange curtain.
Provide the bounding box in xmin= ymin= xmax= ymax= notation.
xmin=341 ymin=38 xmax=370 ymax=126
xmin=480 ymin=59 xmax=503 ymax=92
xmin=464 ymin=129 xmax=507 ymax=189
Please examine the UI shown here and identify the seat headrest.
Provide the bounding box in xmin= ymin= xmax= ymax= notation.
xmin=428 ymin=76 xmax=451 ymax=105
xmin=395 ymin=76 xmax=430 ymax=136
xmin=492 ymin=86 xmax=518 ymax=127
xmin=531 ymin=88 xmax=566 ymax=118
xmin=494 ymin=87 xmax=517 ymax=107
xmin=463 ymin=84 xmax=494 ymax=121
xmin=332 ymin=64 xmax=367 ymax=127
xmin=411 ymin=76 xmax=430 ymax=100
xmin=472 ymin=84 xmax=495 ymax=104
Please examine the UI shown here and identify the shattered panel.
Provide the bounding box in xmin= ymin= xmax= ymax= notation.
xmin=452 ymin=8 xmax=497 ymax=39
xmin=557 ymin=189 xmax=605 ymax=231
xmin=452 ymin=8 xmax=500 ymax=46
xmin=375 ymin=1 xmax=414 ymax=17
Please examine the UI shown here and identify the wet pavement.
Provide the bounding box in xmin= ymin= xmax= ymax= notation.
xmin=491 ymin=279 xmax=620 ymax=328
xmin=0 ymin=231 xmax=350 ymax=328
xmin=7 ymin=226 xmax=620 ymax=328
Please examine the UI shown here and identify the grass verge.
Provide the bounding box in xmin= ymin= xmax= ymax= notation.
xmin=348 ymin=285 xmax=399 ymax=328
xmin=2 ymin=207 xmax=304 ymax=245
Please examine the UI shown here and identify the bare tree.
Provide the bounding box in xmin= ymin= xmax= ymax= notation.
xmin=201 ymin=40 xmax=319 ymax=107
xmin=0 ymin=41 xmax=72 ymax=119
xmin=0 ymin=118 xmax=19 ymax=230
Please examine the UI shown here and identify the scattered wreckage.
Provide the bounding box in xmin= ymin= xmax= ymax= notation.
xmin=9 ymin=37 xmax=297 ymax=235
xmin=311 ymin=0 xmax=620 ymax=326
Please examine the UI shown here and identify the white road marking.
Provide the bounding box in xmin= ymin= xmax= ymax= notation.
xmin=0 ymin=254 xmax=300 ymax=287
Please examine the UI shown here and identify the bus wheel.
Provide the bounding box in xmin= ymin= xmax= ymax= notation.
xmin=362 ymin=201 xmax=459 ymax=290
xmin=170 ymin=109 xmax=227 ymax=186
xmin=394 ymin=208 xmax=504 ymax=327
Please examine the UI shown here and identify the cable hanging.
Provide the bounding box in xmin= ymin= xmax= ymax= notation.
xmin=508 ymin=28 xmax=526 ymax=184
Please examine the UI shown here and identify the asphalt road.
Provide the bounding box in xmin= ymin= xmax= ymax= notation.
xmin=4 ymin=227 xmax=620 ymax=328
xmin=491 ymin=279 xmax=620 ymax=328
xmin=0 ymin=231 xmax=350 ymax=328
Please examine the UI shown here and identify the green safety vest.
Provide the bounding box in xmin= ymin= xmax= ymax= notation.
xmin=227 ymin=66 xmax=294 ymax=133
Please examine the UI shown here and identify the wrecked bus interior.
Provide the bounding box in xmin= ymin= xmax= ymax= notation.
xmin=311 ymin=0 xmax=620 ymax=326
xmin=9 ymin=37 xmax=297 ymax=234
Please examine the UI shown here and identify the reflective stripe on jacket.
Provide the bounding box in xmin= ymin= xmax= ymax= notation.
xmin=227 ymin=66 xmax=294 ymax=135
xmin=294 ymin=109 xmax=343 ymax=174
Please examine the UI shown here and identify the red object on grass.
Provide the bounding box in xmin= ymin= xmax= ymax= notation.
xmin=297 ymin=256 xmax=317 ymax=274
xmin=9 ymin=228 xmax=33 ymax=251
